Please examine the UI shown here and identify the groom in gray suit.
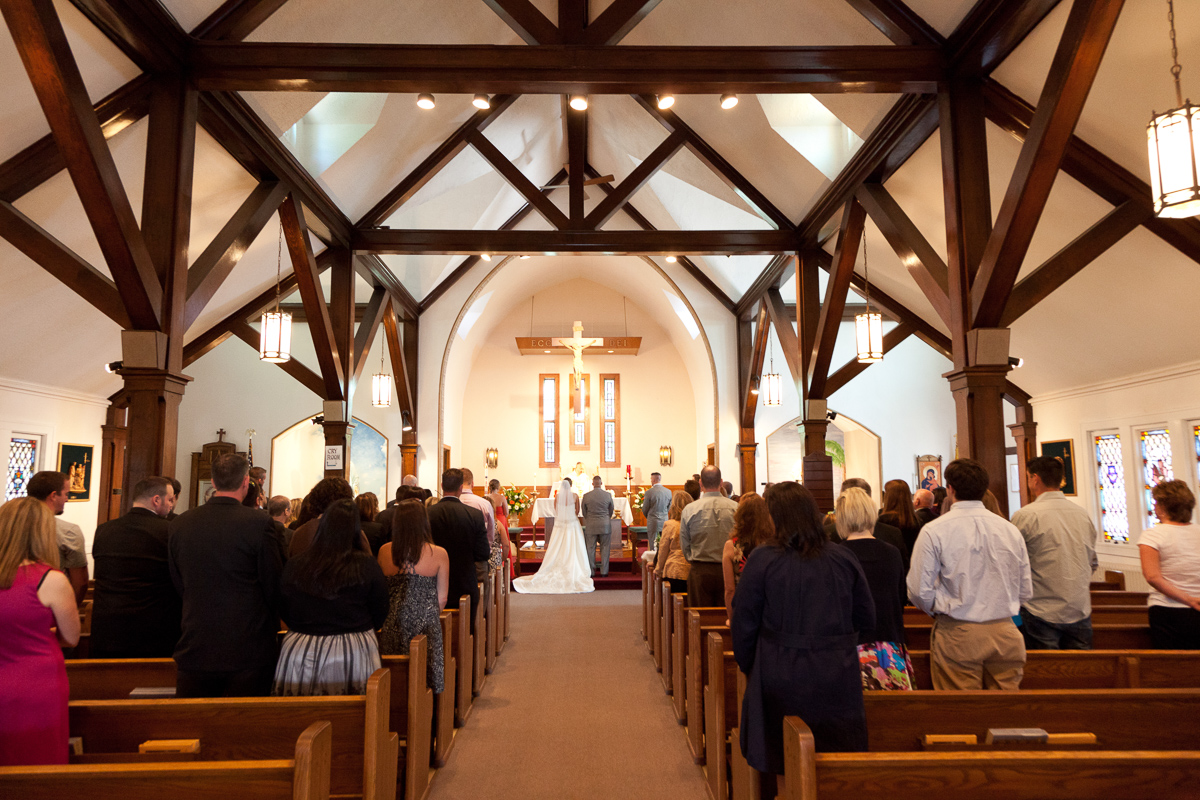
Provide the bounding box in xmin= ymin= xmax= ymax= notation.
xmin=581 ymin=476 xmax=615 ymax=577
xmin=640 ymin=472 xmax=672 ymax=551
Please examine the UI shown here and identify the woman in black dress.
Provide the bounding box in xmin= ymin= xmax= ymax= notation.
xmin=732 ymin=481 xmax=875 ymax=781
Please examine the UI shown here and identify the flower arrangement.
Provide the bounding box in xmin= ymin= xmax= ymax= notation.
xmin=630 ymin=486 xmax=646 ymax=511
xmin=503 ymin=485 xmax=534 ymax=522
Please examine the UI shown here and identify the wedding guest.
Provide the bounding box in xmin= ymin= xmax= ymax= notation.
xmin=268 ymin=495 xmax=293 ymax=551
xmin=680 ymin=466 xmax=738 ymax=607
xmin=378 ymin=500 xmax=448 ymax=691
xmin=274 ymin=500 xmax=387 ymax=696
xmin=460 ymin=468 xmax=497 ymax=612
xmin=26 ymin=471 xmax=88 ymax=604
xmin=878 ymin=480 xmax=920 ymax=558
xmin=825 ymin=479 xmax=907 ymax=572
xmin=357 ymin=492 xmax=387 ymax=556
xmin=722 ymin=493 xmax=775 ymax=624
xmin=242 ymin=477 xmax=264 ymax=510
xmin=641 ymin=473 xmax=672 ymax=551
xmin=288 ymin=497 xmax=304 ymax=528
xmin=486 ymin=480 xmax=509 ymax=524
xmin=982 ymin=490 xmax=1003 ymax=516
xmin=167 ymin=478 xmax=183 ymax=520
xmin=1139 ymin=480 xmax=1200 ymax=649
xmin=733 ymin=482 xmax=874 ymax=781
xmin=835 ymin=488 xmax=913 ymax=690
xmin=427 ymin=469 xmax=488 ymax=628
xmin=654 ymin=491 xmax=694 ymax=595
xmin=912 ymin=489 xmax=936 ymax=528
xmin=931 ymin=487 xmax=948 ymax=517
xmin=683 ymin=479 xmax=702 ymax=502
xmin=0 ymin=498 xmax=79 ymax=766
xmin=289 ymin=478 xmax=360 ymax=557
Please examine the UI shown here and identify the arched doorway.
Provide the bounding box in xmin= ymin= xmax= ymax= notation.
xmin=765 ymin=412 xmax=882 ymax=495
xmin=270 ymin=415 xmax=389 ymax=501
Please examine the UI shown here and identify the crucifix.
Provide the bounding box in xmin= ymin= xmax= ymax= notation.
xmin=553 ymin=320 xmax=602 ymax=393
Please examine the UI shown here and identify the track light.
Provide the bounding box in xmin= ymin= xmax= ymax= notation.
xmin=666 ymin=255 xmax=677 ymax=263
xmin=720 ymin=93 xmax=738 ymax=110
xmin=569 ymin=94 xmax=588 ymax=111
xmin=520 ymin=255 xmax=530 ymax=259
xmin=417 ymin=93 xmax=435 ymax=110
xmin=657 ymin=94 xmax=675 ymax=110
xmin=104 ymin=360 xmax=123 ymax=374
xmin=472 ymin=93 xmax=491 ymax=110
xmin=1008 ymin=356 xmax=1024 ymax=369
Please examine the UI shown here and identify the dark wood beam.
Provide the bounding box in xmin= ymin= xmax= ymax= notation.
xmin=558 ymin=0 xmax=586 ymax=43
xmin=971 ymin=0 xmax=1125 ymax=329
xmin=383 ymin=302 xmax=415 ymax=419
xmin=467 ymin=128 xmax=571 ymax=229
xmin=566 ymin=101 xmax=588 ymax=225
xmin=327 ymin=248 xmax=356 ymax=402
xmin=985 ymin=80 xmax=1200 ymax=267
xmin=416 ymin=169 xmax=568 ymax=312
xmin=809 ymin=201 xmax=866 ymax=398
xmin=844 ymin=0 xmax=943 ymax=46
xmin=278 ymin=302 xmax=370 ymax=323
xmin=358 ymin=95 xmax=518 ymax=227
xmin=185 ymin=181 xmax=289 ymax=330
xmin=581 ymin=0 xmax=663 ymax=45
xmin=65 ymin=0 xmax=186 ymax=72
xmin=636 ymin=97 xmax=795 ymax=231
xmin=351 ymin=287 xmax=389 ymax=388
xmin=824 ymin=321 xmax=916 ymax=396
xmin=3 ymin=0 xmax=162 ymax=329
xmin=741 ymin=303 xmax=769 ymax=429
xmin=354 ymin=254 xmax=420 ymax=321
xmin=230 ymin=320 xmax=325 ymax=396
xmin=797 ymin=252 xmax=821 ymax=384
xmin=0 ymin=200 xmax=130 ymax=327
xmin=1000 ymin=199 xmax=1148 ymax=326
xmin=855 ymin=182 xmax=951 ymax=326
xmin=583 ymin=130 xmax=684 ymax=230
xmin=764 ymin=287 xmax=803 ymax=390
xmin=784 ymin=302 xmax=895 ymax=323
xmin=353 ymin=228 xmax=799 ymax=255
xmin=191 ymin=43 xmax=946 ymax=94
xmin=280 ymin=195 xmax=344 ymax=400
xmin=949 ymin=0 xmax=1064 ymax=75
xmin=481 ymin=0 xmax=560 ymax=44
xmin=401 ymin=317 xmax=418 ymax=424
xmin=192 ymin=0 xmax=291 ymax=40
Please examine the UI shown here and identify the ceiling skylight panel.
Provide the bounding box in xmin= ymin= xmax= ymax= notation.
xmin=758 ymin=94 xmax=864 ymax=181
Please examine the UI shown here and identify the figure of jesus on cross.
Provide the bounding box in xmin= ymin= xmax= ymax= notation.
xmin=553 ymin=320 xmax=602 ymax=402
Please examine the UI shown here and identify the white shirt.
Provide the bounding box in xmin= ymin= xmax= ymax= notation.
xmin=907 ymin=500 xmax=1032 ymax=623
xmin=1139 ymin=523 xmax=1200 ymax=608
xmin=460 ymin=491 xmax=496 ymax=546
xmin=1010 ymin=491 xmax=1099 ymax=624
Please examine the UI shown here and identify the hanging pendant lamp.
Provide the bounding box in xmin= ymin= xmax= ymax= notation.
xmin=260 ymin=224 xmax=292 ymax=363
xmin=371 ymin=344 xmax=392 ymax=408
xmin=762 ymin=338 xmax=782 ymax=406
xmin=854 ymin=230 xmax=883 ymax=363
xmin=1148 ymin=0 xmax=1200 ymax=219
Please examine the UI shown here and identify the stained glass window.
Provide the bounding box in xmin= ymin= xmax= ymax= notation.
xmin=6 ymin=437 xmax=38 ymax=501
xmin=1140 ymin=428 xmax=1174 ymax=530
xmin=1094 ymin=434 xmax=1128 ymax=544
xmin=600 ymin=374 xmax=620 ymax=466
xmin=569 ymin=374 xmax=590 ymax=450
xmin=539 ymin=375 xmax=557 ymax=467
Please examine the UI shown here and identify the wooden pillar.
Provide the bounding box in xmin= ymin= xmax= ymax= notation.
xmin=736 ymin=427 xmax=757 ymax=496
xmin=801 ymin=414 xmax=834 ymax=512
xmin=97 ymin=401 xmax=127 ymax=525
xmin=1009 ymin=404 xmax=1038 ymax=507
xmin=119 ymin=368 xmax=190 ymax=513
xmin=944 ymin=364 xmax=1012 ymax=515
xmin=399 ymin=440 xmax=419 ymax=478
xmin=322 ymin=417 xmax=354 ymax=480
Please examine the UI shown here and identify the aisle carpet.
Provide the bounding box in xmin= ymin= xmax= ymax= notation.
xmin=428 ymin=590 xmax=709 ymax=800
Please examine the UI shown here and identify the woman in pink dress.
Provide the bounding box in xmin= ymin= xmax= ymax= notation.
xmin=0 ymin=497 xmax=81 ymax=765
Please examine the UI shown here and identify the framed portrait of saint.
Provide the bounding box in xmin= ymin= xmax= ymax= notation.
xmin=1040 ymin=439 xmax=1077 ymax=496
xmin=915 ymin=455 xmax=942 ymax=492
xmin=56 ymin=443 xmax=93 ymax=502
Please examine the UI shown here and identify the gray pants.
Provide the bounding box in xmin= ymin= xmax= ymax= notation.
xmin=645 ymin=515 xmax=667 ymax=550
xmin=584 ymin=527 xmax=611 ymax=576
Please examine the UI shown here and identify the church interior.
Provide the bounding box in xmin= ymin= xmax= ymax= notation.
xmin=3 ymin=0 xmax=1200 ymax=795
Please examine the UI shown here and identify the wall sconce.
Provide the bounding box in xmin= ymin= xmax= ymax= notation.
xmin=659 ymin=445 xmax=673 ymax=467
xmin=485 ymin=447 xmax=499 ymax=469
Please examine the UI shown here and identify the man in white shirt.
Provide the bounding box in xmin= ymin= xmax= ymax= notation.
xmin=908 ymin=459 xmax=1032 ymax=690
xmin=1011 ymin=456 xmax=1099 ymax=649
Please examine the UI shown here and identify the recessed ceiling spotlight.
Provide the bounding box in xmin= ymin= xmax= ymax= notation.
xmin=665 ymin=255 xmax=677 ymax=263
xmin=472 ymin=93 xmax=491 ymax=110
xmin=544 ymin=350 xmax=551 ymax=353
xmin=569 ymin=94 xmax=588 ymax=111
xmin=481 ymin=253 xmax=491 ymax=261
xmin=417 ymin=93 xmax=436 ymax=110
xmin=657 ymin=94 xmax=675 ymax=110
xmin=720 ymin=93 xmax=738 ymax=110
xmin=520 ymin=255 xmax=531 ymax=259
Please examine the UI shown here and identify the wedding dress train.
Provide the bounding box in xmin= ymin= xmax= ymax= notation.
xmin=512 ymin=480 xmax=594 ymax=594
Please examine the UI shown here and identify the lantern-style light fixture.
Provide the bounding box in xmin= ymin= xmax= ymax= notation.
xmin=762 ymin=337 xmax=782 ymax=406
xmin=485 ymin=447 xmax=499 ymax=468
xmin=1148 ymin=0 xmax=1200 ymax=219
xmin=260 ymin=225 xmax=292 ymax=363
xmin=371 ymin=345 xmax=391 ymax=408
xmin=659 ymin=445 xmax=673 ymax=467
xmin=854 ymin=230 xmax=883 ymax=363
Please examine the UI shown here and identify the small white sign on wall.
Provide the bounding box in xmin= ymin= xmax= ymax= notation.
xmin=324 ymin=445 xmax=343 ymax=471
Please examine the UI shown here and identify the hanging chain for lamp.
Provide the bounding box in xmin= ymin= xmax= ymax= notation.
xmin=1148 ymin=0 xmax=1200 ymax=219
xmin=260 ymin=223 xmax=293 ymax=363
xmin=855 ymin=229 xmax=883 ymax=363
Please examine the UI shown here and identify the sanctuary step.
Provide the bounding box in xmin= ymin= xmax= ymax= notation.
xmin=514 ymin=554 xmax=643 ymax=590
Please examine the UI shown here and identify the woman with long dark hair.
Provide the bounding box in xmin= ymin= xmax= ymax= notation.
xmin=377 ymin=500 xmax=448 ymax=691
xmin=722 ymin=493 xmax=775 ymax=624
xmin=878 ymin=479 xmax=919 ymax=559
xmin=289 ymin=478 xmax=362 ymax=557
xmin=732 ymin=482 xmax=874 ymax=785
xmin=273 ymin=499 xmax=388 ymax=696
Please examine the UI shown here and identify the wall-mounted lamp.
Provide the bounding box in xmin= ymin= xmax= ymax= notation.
xmin=659 ymin=445 xmax=673 ymax=467
xmin=104 ymin=360 xmax=123 ymax=374
xmin=401 ymin=410 xmax=413 ymax=432
xmin=485 ymin=447 xmax=499 ymax=469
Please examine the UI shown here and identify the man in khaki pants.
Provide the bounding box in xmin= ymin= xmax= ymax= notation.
xmin=907 ymin=459 xmax=1033 ymax=689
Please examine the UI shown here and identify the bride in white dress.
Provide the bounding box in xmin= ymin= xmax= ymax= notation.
xmin=512 ymin=478 xmax=594 ymax=594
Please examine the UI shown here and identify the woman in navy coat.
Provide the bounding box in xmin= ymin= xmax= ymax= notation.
xmin=732 ymin=481 xmax=875 ymax=777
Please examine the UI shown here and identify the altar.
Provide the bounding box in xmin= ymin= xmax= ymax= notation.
xmin=529 ymin=495 xmax=633 ymax=546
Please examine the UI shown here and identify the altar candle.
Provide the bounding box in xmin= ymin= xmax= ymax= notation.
xmin=626 ymin=464 xmax=632 ymax=477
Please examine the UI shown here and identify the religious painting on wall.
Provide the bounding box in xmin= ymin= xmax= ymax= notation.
xmin=56 ymin=443 xmax=92 ymax=502
xmin=1040 ymin=439 xmax=1077 ymax=496
xmin=915 ymin=455 xmax=942 ymax=492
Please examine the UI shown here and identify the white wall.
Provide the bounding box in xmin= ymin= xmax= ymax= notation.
xmin=0 ymin=377 xmax=109 ymax=560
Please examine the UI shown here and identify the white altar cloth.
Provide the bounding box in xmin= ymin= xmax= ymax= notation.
xmin=531 ymin=495 xmax=633 ymax=525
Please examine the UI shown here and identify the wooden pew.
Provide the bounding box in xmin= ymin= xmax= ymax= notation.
xmin=502 ymin=559 xmax=510 ymax=645
xmin=432 ymin=611 xmax=456 ymax=767
xmin=496 ymin=561 xmax=508 ymax=656
xmin=781 ymin=715 xmax=1200 ymax=800
xmin=728 ymin=670 xmax=760 ymax=800
xmin=68 ymin=668 xmax=400 ymax=800
xmin=903 ymin=605 xmax=1149 ymax=627
xmin=686 ymin=609 xmax=730 ymax=763
xmin=907 ymin=649 xmax=1200 ymax=691
xmin=485 ymin=571 xmax=498 ymax=675
xmin=904 ymin=623 xmax=1153 ymax=650
xmin=660 ymin=582 xmax=676 ymax=693
xmin=671 ymin=595 xmax=688 ymax=724
xmin=642 ymin=566 xmax=650 ymax=641
xmin=0 ymin=720 xmax=334 ymax=800
xmin=473 ymin=582 xmax=486 ymax=695
xmin=448 ymin=596 xmax=473 ymax=725
xmin=1091 ymin=590 xmax=1147 ymax=605
xmin=380 ymin=638 xmax=433 ymax=800
xmin=704 ymin=631 xmax=738 ymax=800
xmin=67 ymin=658 xmax=177 ymax=699
xmin=650 ymin=577 xmax=661 ymax=664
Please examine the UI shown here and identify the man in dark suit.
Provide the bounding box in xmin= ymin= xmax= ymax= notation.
xmin=913 ymin=488 xmax=937 ymax=529
xmin=168 ymin=453 xmax=284 ymax=697
xmin=427 ymin=468 xmax=489 ymax=631
xmin=582 ymin=476 xmax=615 ymax=577
xmin=91 ymin=476 xmax=181 ymax=658
xmin=825 ymin=478 xmax=910 ymax=572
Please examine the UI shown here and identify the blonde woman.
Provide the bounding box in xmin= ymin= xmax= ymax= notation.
xmin=835 ymin=487 xmax=913 ymax=691
xmin=653 ymin=491 xmax=693 ymax=594
xmin=0 ymin=498 xmax=80 ymax=765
